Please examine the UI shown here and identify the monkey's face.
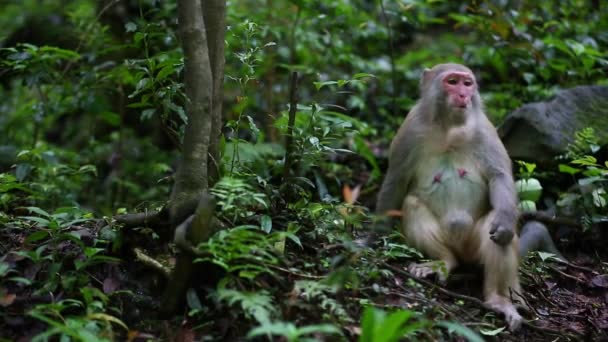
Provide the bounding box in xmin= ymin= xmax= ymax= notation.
xmin=441 ymin=72 xmax=476 ymax=111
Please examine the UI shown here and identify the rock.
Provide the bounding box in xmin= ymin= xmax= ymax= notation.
xmin=498 ymin=86 xmax=608 ymax=164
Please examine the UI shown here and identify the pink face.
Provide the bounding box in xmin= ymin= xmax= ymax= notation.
xmin=441 ymin=72 xmax=476 ymax=109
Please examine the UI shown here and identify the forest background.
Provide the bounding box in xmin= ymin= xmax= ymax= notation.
xmin=0 ymin=0 xmax=607 ymax=341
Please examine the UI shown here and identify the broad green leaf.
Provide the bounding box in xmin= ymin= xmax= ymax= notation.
xmin=558 ymin=164 xmax=580 ymax=175
xmin=439 ymin=321 xmax=485 ymax=342
xmin=537 ymin=251 xmax=557 ymax=261
xmin=23 ymin=207 xmax=51 ymax=217
xmin=260 ymin=215 xmax=272 ymax=233
xmin=25 ymin=230 xmax=50 ymax=243
xmin=480 ymin=326 xmax=505 ymax=336
xmin=186 ymin=288 xmax=203 ymax=310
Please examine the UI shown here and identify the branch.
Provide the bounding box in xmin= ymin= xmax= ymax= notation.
xmin=133 ymin=248 xmax=171 ymax=279
xmin=282 ymin=71 xmax=299 ymax=183
xmin=379 ymin=1 xmax=398 ymax=116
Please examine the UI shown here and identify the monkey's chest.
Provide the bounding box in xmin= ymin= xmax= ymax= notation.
xmin=413 ymin=155 xmax=488 ymax=221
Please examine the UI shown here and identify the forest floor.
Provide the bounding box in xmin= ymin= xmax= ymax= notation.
xmin=1 ymin=215 xmax=607 ymax=341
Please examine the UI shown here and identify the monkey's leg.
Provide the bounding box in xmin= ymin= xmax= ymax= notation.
xmin=477 ymin=211 xmax=523 ymax=331
xmin=402 ymin=195 xmax=458 ymax=282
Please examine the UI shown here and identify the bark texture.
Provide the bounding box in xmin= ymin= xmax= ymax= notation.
xmin=202 ymin=0 xmax=226 ymax=185
xmin=162 ymin=0 xmax=225 ymax=314
xmin=169 ymin=0 xmax=212 ymax=222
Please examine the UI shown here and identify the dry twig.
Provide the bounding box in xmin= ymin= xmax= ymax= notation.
xmin=134 ymin=248 xmax=171 ymax=279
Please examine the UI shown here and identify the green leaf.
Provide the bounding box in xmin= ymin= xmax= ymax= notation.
xmin=353 ymin=73 xmax=375 ymax=79
xmin=558 ymin=164 xmax=580 ymax=175
xmin=25 ymin=230 xmax=50 ymax=243
xmin=247 ymin=322 xmax=296 ymax=339
xmin=515 ymin=178 xmax=542 ymax=202
xmin=15 ymin=163 xmax=32 ymax=181
xmin=592 ymin=188 xmax=607 ymax=207
xmin=39 ymin=46 xmax=80 ymax=60
xmin=354 ymin=135 xmax=380 ymax=181
xmin=9 ymin=277 xmax=32 ymax=285
xmin=134 ymin=32 xmax=146 ymax=44
xmin=23 ymin=207 xmax=51 ymax=218
xmin=20 ymin=216 xmax=50 ymax=227
xmin=0 ymin=262 xmax=12 ymax=277
xmin=141 ymin=108 xmax=156 ymax=120
xmin=260 ymin=215 xmax=272 ymax=233
xmin=567 ymin=41 xmax=585 ymax=56
xmin=156 ymin=65 xmax=175 ymax=80
xmin=99 ymin=111 xmax=120 ymax=126
xmin=313 ymin=80 xmax=338 ymax=90
xmin=480 ymin=326 xmax=505 ymax=336
xmin=537 ymin=251 xmax=557 ymax=261
xmin=518 ymin=200 xmax=537 ymax=212
xmin=186 ymin=288 xmax=203 ymax=310
xmin=296 ymin=324 xmax=341 ymax=336
xmin=78 ymin=165 xmax=98 ymax=176
xmin=125 ymin=22 xmax=137 ymax=32
xmin=438 ymin=321 xmax=485 ymax=342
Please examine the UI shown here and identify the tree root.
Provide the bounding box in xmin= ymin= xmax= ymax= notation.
xmin=114 ymin=206 xmax=170 ymax=229
xmin=161 ymin=191 xmax=216 ymax=315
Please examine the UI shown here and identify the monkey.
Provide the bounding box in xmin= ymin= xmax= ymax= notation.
xmin=376 ymin=63 xmax=524 ymax=331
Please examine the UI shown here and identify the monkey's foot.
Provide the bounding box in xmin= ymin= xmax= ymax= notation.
xmin=484 ymin=294 xmax=522 ymax=331
xmin=408 ymin=261 xmax=449 ymax=283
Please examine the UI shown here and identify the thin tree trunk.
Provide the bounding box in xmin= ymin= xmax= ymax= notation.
xmin=162 ymin=0 xmax=225 ymax=315
xmin=169 ymin=0 xmax=213 ymax=223
xmin=202 ymin=0 xmax=226 ymax=186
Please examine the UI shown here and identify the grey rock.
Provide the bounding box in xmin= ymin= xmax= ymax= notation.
xmin=498 ymin=85 xmax=608 ymax=164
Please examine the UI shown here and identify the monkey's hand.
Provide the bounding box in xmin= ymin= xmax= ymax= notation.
xmin=489 ymin=210 xmax=515 ymax=246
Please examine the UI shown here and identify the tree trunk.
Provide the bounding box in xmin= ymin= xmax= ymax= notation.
xmin=169 ymin=0 xmax=212 ymax=222
xmin=162 ymin=0 xmax=225 ymax=315
xmin=203 ymin=0 xmax=226 ymax=185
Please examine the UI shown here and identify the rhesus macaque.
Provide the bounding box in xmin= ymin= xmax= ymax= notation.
xmin=376 ymin=63 xmax=523 ymax=330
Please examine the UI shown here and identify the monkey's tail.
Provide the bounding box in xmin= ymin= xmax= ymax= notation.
xmin=519 ymin=220 xmax=565 ymax=261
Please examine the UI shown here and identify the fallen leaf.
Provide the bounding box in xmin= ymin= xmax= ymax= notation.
xmin=385 ymin=210 xmax=403 ymax=217
xmin=342 ymin=184 xmax=361 ymax=204
xmin=0 ymin=293 xmax=16 ymax=307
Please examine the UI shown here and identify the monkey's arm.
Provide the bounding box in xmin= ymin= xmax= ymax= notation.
xmin=375 ymin=117 xmax=420 ymax=215
xmin=376 ymin=164 xmax=407 ymax=215
xmin=488 ymin=173 xmax=518 ymax=214
xmin=478 ymin=126 xmax=519 ymax=245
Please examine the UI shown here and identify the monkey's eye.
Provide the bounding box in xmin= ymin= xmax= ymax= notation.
xmin=463 ymin=80 xmax=473 ymax=87
xmin=446 ymin=78 xmax=458 ymax=85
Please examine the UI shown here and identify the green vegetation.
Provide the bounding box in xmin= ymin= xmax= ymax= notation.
xmin=1 ymin=0 xmax=606 ymax=341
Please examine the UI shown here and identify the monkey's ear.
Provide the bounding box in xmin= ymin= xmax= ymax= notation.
xmin=420 ymin=68 xmax=433 ymax=90
xmin=422 ymin=68 xmax=432 ymax=79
